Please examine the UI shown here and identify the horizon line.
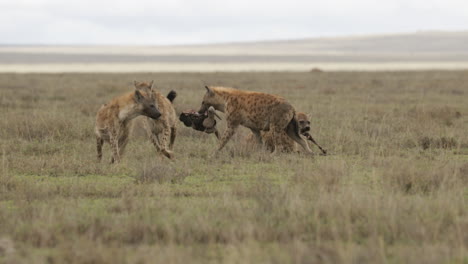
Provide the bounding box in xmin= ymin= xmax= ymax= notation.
xmin=1 ymin=29 xmax=467 ymax=47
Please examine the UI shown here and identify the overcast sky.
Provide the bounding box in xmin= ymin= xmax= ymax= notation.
xmin=1 ymin=0 xmax=467 ymax=45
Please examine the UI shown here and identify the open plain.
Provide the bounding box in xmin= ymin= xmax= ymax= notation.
xmin=0 ymin=71 xmax=468 ymax=263
xmin=2 ymin=31 xmax=468 ymax=72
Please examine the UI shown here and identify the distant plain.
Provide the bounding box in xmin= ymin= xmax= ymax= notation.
xmin=2 ymin=31 xmax=468 ymax=72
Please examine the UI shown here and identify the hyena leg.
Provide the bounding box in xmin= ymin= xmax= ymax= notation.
xmin=145 ymin=121 xmax=162 ymax=152
xmin=159 ymin=125 xmax=174 ymax=159
xmin=109 ymin=134 xmax=120 ymax=164
xmin=286 ymin=122 xmax=313 ymax=154
xmin=250 ymin=129 xmax=262 ymax=145
xmin=169 ymin=127 xmax=176 ymax=150
xmin=294 ymin=136 xmax=312 ymax=154
xmin=96 ymin=136 xmax=104 ymax=162
xmin=144 ymin=120 xmax=172 ymax=159
xmin=217 ymin=125 xmax=238 ymax=151
xmin=109 ymin=127 xmax=129 ymax=163
xmin=117 ymin=135 xmax=129 ymax=160
xmin=149 ymin=133 xmax=162 ymax=152
xmin=149 ymin=132 xmax=173 ymax=159
xmin=270 ymin=125 xmax=285 ymax=154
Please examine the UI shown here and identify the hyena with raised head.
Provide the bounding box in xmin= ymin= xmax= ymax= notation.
xmin=198 ymin=86 xmax=313 ymax=154
xmin=95 ymin=82 xmax=161 ymax=163
xmin=134 ymin=81 xmax=178 ymax=159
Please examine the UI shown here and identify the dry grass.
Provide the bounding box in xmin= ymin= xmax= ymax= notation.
xmin=0 ymin=71 xmax=467 ymax=263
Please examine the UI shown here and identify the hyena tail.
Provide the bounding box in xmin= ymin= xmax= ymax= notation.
xmin=167 ymin=90 xmax=177 ymax=103
xmin=286 ymin=113 xmax=313 ymax=154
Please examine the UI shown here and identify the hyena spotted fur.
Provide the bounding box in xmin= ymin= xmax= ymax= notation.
xmin=247 ymin=112 xmax=310 ymax=152
xmin=95 ymin=82 xmax=161 ymax=163
xmin=134 ymin=81 xmax=177 ymax=159
xmin=198 ymin=86 xmax=313 ymax=154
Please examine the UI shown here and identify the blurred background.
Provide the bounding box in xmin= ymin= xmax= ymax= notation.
xmin=1 ymin=0 xmax=468 ymax=72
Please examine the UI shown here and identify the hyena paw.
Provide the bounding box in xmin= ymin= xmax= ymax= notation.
xmin=162 ymin=149 xmax=174 ymax=160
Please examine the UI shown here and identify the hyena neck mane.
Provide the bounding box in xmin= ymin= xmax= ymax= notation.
xmin=116 ymin=92 xmax=141 ymax=123
xmin=211 ymin=87 xmax=250 ymax=107
xmin=203 ymin=87 xmax=234 ymax=113
xmin=211 ymin=87 xmax=239 ymax=99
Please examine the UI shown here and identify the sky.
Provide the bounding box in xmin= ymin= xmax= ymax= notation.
xmin=1 ymin=0 xmax=468 ymax=45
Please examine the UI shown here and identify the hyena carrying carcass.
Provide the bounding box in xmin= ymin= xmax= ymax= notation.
xmin=198 ymin=86 xmax=313 ymax=154
xmin=134 ymin=81 xmax=178 ymax=159
xmin=95 ymin=83 xmax=161 ymax=163
xmin=249 ymin=112 xmax=327 ymax=154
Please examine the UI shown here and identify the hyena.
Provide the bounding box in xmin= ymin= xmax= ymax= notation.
xmin=198 ymin=86 xmax=313 ymax=154
xmin=251 ymin=112 xmax=326 ymax=154
xmin=95 ymin=82 xmax=161 ymax=163
xmin=134 ymin=81 xmax=178 ymax=159
xmin=247 ymin=112 xmax=310 ymax=152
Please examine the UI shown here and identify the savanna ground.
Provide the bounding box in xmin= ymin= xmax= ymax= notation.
xmin=0 ymin=71 xmax=467 ymax=263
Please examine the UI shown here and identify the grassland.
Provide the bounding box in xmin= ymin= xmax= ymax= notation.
xmin=0 ymin=71 xmax=467 ymax=263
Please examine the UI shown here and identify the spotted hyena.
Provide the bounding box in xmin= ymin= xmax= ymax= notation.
xmin=134 ymin=81 xmax=178 ymax=159
xmin=95 ymin=83 xmax=161 ymax=163
xmin=198 ymin=86 xmax=312 ymax=154
xmin=248 ymin=112 xmax=310 ymax=152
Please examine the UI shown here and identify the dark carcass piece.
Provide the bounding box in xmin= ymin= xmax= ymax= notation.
xmin=302 ymin=132 xmax=327 ymax=155
xmin=179 ymin=108 xmax=220 ymax=138
xmin=202 ymin=106 xmax=221 ymax=138
xmin=179 ymin=110 xmax=207 ymax=131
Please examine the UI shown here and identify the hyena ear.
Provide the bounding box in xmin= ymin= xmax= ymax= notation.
xmin=134 ymin=90 xmax=143 ymax=102
xmin=133 ymin=80 xmax=139 ymax=88
xmin=205 ymin=86 xmax=214 ymax=96
xmin=149 ymin=80 xmax=155 ymax=91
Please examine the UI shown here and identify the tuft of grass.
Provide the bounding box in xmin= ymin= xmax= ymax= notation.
xmin=418 ymin=136 xmax=458 ymax=150
xmin=380 ymin=158 xmax=464 ymax=194
xmin=135 ymin=163 xmax=191 ymax=184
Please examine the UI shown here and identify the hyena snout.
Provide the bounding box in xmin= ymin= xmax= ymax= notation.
xmin=298 ymin=119 xmax=311 ymax=134
xmin=301 ymin=126 xmax=311 ymax=133
xmin=198 ymin=103 xmax=208 ymax=114
xmin=144 ymin=107 xmax=162 ymax=120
